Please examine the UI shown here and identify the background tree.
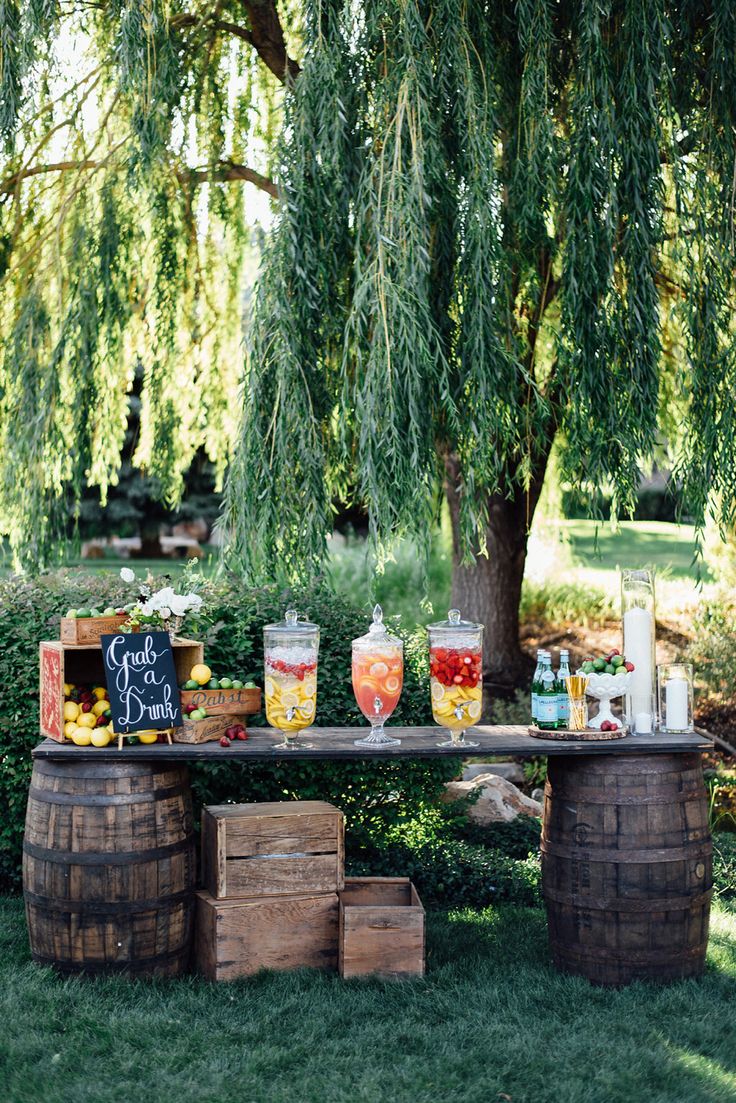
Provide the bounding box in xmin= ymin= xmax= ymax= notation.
xmin=2 ymin=2 xmax=736 ymax=682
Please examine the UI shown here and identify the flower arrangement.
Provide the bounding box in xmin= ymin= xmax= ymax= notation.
xmin=119 ymin=562 xmax=204 ymax=638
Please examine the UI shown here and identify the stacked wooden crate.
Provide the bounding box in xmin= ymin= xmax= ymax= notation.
xmin=195 ymin=801 xmax=426 ymax=980
xmin=195 ymin=801 xmax=344 ymax=980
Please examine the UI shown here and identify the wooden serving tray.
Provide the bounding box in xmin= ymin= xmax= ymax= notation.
xmin=528 ymin=724 xmax=628 ymax=741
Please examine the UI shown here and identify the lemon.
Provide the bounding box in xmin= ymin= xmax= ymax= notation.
xmin=92 ymin=700 xmax=109 ymax=717
xmin=137 ymin=731 xmax=159 ymax=744
xmin=281 ymin=690 xmax=300 ymax=709
xmin=431 ymin=681 xmax=445 ymax=702
xmin=467 ymin=699 xmax=482 ymax=721
xmin=93 ymin=687 xmax=108 ymax=701
xmin=106 ymin=722 xmax=115 ymax=735
xmin=264 ymin=676 xmax=279 ymax=699
xmin=64 ymin=721 xmax=78 ymax=738
xmin=190 ymin=664 xmax=212 ymax=686
xmin=76 ymin=712 xmax=96 ymax=729
xmin=300 ymin=699 xmax=315 ymax=719
xmin=63 ymin=701 xmax=80 ymax=722
xmin=302 ymin=677 xmax=317 ymax=695
xmin=71 ymin=727 xmax=92 ymax=746
xmin=90 ymin=728 xmax=111 ymax=747
xmin=63 ymin=682 xmax=74 ymax=697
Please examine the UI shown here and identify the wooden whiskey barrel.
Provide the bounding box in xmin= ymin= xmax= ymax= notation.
xmin=541 ymin=753 xmax=712 ymax=987
xmin=23 ymin=759 xmax=196 ymax=977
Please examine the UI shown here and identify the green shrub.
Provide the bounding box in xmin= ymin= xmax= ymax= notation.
xmin=0 ymin=571 xmax=456 ymax=891
xmin=714 ymin=833 xmax=736 ymax=902
xmin=520 ymin=579 xmax=615 ymax=628
xmin=348 ymin=836 xmax=541 ymax=908
xmin=688 ymin=592 xmax=736 ymax=703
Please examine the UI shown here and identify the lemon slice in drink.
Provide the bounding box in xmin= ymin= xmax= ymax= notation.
xmin=431 ymin=681 xmax=445 ymax=702
xmin=300 ymin=699 xmax=315 ymax=719
xmin=281 ymin=690 xmax=300 ymax=709
xmin=302 ymin=677 xmax=317 ymax=695
xmin=265 ymin=677 xmax=279 ymax=699
xmin=467 ymin=699 xmax=482 ymax=721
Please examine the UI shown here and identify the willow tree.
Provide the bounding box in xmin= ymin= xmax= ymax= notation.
xmin=2 ymin=3 xmax=736 ymax=680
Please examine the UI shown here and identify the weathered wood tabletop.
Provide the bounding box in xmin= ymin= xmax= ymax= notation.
xmin=32 ymin=725 xmax=713 ymax=761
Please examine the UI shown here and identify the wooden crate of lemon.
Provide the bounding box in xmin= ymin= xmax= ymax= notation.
xmin=180 ymin=662 xmax=261 ymax=718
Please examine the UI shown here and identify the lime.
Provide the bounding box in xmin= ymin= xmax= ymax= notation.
xmin=593 ymin=658 xmax=606 ymax=672
xmin=184 ymin=679 xmax=199 ymax=690
xmin=207 ymin=679 xmax=220 ymax=690
xmin=76 ymin=608 xmax=91 ymax=618
xmin=65 ymin=609 xmax=77 ymax=619
xmin=231 ymin=680 xmax=244 ymax=689
xmin=219 ymin=678 xmax=233 ymax=689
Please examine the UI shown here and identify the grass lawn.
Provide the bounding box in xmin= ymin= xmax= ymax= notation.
xmin=2 ymin=895 xmax=735 ymax=1103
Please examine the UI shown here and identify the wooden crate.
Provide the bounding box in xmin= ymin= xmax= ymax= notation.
xmin=60 ymin=614 xmax=128 ymax=646
xmin=172 ymin=714 xmax=247 ymax=745
xmin=338 ymin=878 xmax=425 ymax=978
xmin=180 ymin=686 xmax=261 ymax=717
xmin=201 ymin=801 xmax=344 ymax=899
xmin=39 ymin=638 xmax=204 ymax=741
xmin=195 ymin=889 xmax=338 ymax=981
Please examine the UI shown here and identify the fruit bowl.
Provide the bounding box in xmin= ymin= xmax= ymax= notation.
xmin=579 ymin=670 xmax=632 ymax=730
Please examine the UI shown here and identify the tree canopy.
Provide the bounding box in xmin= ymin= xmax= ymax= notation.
xmin=1 ymin=0 xmax=736 ymax=613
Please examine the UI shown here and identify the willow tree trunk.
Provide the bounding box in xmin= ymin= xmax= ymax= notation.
xmin=444 ymin=454 xmax=550 ymax=690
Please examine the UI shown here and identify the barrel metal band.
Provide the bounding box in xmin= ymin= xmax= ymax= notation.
xmin=30 ymin=945 xmax=191 ymax=972
xmin=542 ymin=885 xmax=713 ymax=912
xmin=23 ymin=837 xmax=194 ymax=865
xmin=543 ymin=788 xmax=705 ymax=806
xmin=552 ymin=942 xmax=707 ymax=965
xmin=540 ymin=838 xmax=713 ymax=863
xmin=23 ymin=888 xmax=193 ymax=915
xmin=27 ymin=782 xmax=190 ymax=806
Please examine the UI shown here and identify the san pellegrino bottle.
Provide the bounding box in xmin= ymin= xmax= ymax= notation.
xmin=537 ymin=652 xmax=558 ymax=730
xmin=556 ymin=649 xmax=571 ymax=729
xmin=530 ymin=648 xmax=544 ymax=723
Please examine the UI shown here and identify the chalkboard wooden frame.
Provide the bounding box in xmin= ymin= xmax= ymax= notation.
xmin=100 ymin=631 xmax=183 ymax=742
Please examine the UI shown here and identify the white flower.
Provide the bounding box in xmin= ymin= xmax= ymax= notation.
xmin=139 ymin=602 xmax=153 ymax=616
xmin=168 ymin=594 xmax=190 ymax=617
xmin=120 ymin=567 xmax=136 ymax=583
xmin=158 ymin=607 xmax=172 ymax=621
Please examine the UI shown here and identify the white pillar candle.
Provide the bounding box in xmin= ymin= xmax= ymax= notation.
xmin=623 ymin=605 xmax=654 ymax=731
xmin=665 ymin=677 xmax=689 ymax=731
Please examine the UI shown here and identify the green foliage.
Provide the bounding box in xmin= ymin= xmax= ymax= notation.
xmin=688 ymin=592 xmax=736 ymax=703
xmin=714 ymin=833 xmax=736 ymax=900
xmin=222 ymin=0 xmax=736 ymax=587
xmin=520 ymin=579 xmax=616 ymax=629
xmin=348 ymin=836 xmax=541 ymax=909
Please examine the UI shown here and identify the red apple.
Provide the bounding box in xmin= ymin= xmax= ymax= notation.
xmin=219 ymin=736 xmax=231 ymax=747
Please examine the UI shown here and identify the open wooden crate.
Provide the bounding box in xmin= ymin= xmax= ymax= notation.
xmin=338 ymin=877 xmax=425 ymax=978
xmin=179 ymin=685 xmax=261 ymax=717
xmin=39 ymin=638 xmax=204 ymax=741
xmin=60 ymin=614 xmax=128 ymax=646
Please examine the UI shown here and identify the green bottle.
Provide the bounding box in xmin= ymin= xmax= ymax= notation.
xmin=536 ymin=653 xmax=558 ymax=730
xmin=530 ymin=648 xmax=544 ymax=723
xmin=556 ymin=649 xmax=571 ymax=729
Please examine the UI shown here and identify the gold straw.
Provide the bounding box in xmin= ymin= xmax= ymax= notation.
xmin=566 ymin=675 xmax=588 ymax=731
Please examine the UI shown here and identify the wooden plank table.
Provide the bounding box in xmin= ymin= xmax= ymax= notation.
xmin=32 ymin=725 xmax=712 ymax=760
xmin=26 ymin=726 xmax=716 ymax=987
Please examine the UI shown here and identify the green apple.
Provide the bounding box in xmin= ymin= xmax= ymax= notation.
xmin=231 ymin=679 xmax=243 ymax=689
xmin=89 ymin=608 xmax=100 ymax=617
xmin=219 ymin=678 xmax=233 ymax=689
xmin=604 ymin=663 xmax=615 ymax=674
xmin=76 ymin=608 xmax=91 ymax=618
xmin=65 ymin=609 xmax=77 ymax=619
xmin=184 ymin=679 xmax=199 ymax=690
xmin=611 ymin=654 xmax=624 ymax=667
xmin=207 ymin=679 xmax=220 ymax=690
xmin=102 ymin=607 xmax=116 ymax=617
xmin=244 ymin=681 xmax=258 ymax=690
xmin=593 ymin=658 xmax=605 ymax=672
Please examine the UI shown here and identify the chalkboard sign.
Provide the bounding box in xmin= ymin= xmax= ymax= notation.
xmin=100 ymin=631 xmax=182 ymax=733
